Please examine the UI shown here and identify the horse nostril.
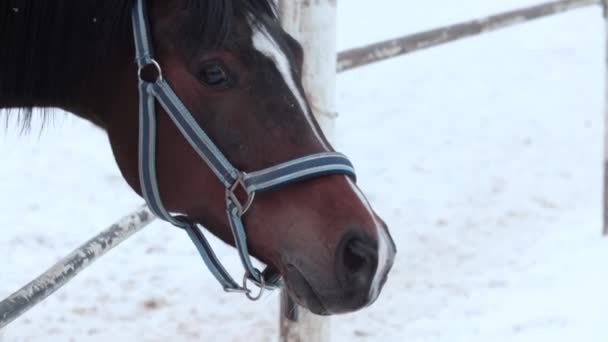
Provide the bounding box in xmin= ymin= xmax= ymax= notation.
xmin=338 ymin=234 xmax=379 ymax=292
xmin=344 ymin=240 xmax=369 ymax=272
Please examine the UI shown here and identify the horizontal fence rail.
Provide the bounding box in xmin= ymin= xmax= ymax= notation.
xmin=337 ymin=0 xmax=599 ymax=72
xmin=0 ymin=206 xmax=155 ymax=329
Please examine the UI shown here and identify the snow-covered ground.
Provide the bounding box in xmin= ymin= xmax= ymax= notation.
xmin=2 ymin=0 xmax=608 ymax=341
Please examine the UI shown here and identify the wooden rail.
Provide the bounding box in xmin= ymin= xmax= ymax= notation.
xmin=337 ymin=0 xmax=599 ymax=72
xmin=0 ymin=206 xmax=155 ymax=329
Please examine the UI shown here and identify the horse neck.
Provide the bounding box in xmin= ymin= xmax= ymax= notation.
xmin=0 ymin=2 xmax=134 ymax=125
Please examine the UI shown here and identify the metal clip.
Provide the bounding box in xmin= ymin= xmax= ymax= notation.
xmin=243 ymin=272 xmax=265 ymax=301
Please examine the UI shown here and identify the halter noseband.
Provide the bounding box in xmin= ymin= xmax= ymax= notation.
xmin=131 ymin=0 xmax=356 ymax=299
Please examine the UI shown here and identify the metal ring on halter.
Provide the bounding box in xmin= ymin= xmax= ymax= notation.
xmin=227 ymin=173 xmax=256 ymax=216
xmin=243 ymin=272 xmax=265 ymax=301
xmin=137 ymin=58 xmax=163 ymax=82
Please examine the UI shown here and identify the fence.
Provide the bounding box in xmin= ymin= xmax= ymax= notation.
xmin=332 ymin=0 xmax=607 ymax=237
xmin=0 ymin=206 xmax=155 ymax=329
xmin=0 ymin=0 xmax=604 ymax=340
xmin=337 ymin=0 xmax=599 ymax=72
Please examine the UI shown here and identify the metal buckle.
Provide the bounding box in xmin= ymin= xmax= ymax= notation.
xmin=226 ymin=173 xmax=255 ymax=216
xmin=137 ymin=58 xmax=163 ymax=83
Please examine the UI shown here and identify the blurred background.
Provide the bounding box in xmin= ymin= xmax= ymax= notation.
xmin=1 ymin=0 xmax=607 ymax=340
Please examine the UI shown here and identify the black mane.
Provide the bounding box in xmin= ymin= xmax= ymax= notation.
xmin=0 ymin=0 xmax=277 ymax=129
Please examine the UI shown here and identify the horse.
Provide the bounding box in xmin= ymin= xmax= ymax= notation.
xmin=0 ymin=0 xmax=396 ymax=315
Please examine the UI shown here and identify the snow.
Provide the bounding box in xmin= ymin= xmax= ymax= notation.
xmin=2 ymin=0 xmax=608 ymax=341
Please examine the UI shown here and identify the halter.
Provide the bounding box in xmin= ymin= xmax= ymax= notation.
xmin=131 ymin=0 xmax=356 ymax=299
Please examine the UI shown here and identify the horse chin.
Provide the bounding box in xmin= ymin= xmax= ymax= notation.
xmin=281 ymin=260 xmax=390 ymax=315
xmin=284 ymin=264 xmax=330 ymax=316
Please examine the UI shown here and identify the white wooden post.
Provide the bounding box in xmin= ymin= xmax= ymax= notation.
xmin=278 ymin=0 xmax=338 ymax=137
xmin=603 ymin=0 xmax=608 ymax=235
xmin=277 ymin=0 xmax=337 ymax=341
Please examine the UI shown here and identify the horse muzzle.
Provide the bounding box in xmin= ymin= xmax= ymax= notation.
xmin=283 ymin=227 xmax=396 ymax=315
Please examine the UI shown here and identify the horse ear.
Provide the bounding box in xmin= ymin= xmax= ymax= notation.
xmin=284 ymin=34 xmax=304 ymax=74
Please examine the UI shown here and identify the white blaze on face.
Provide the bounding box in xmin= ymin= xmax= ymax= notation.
xmin=250 ymin=25 xmax=330 ymax=151
xmin=344 ymin=178 xmax=393 ymax=301
xmin=251 ymin=24 xmax=392 ymax=299
xmin=371 ymin=220 xmax=392 ymax=300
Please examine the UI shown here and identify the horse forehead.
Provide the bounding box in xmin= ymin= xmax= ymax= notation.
xmin=250 ymin=27 xmax=294 ymax=77
xmin=249 ymin=26 xmax=306 ymax=114
xmin=249 ymin=24 xmax=331 ymax=151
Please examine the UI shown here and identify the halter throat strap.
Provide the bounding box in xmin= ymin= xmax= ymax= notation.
xmin=131 ymin=0 xmax=356 ymax=298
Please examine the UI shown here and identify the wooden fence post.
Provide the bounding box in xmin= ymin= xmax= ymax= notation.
xmin=278 ymin=0 xmax=338 ymax=137
xmin=277 ymin=0 xmax=336 ymax=341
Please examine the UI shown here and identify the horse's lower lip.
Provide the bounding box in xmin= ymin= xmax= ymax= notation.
xmin=285 ymin=264 xmax=329 ymax=315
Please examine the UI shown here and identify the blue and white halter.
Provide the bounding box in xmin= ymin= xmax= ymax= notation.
xmin=131 ymin=0 xmax=356 ymax=299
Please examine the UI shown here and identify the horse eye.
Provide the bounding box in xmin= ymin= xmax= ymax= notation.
xmin=198 ymin=63 xmax=231 ymax=88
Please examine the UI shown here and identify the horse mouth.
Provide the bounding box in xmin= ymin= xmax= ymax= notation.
xmin=284 ymin=264 xmax=329 ymax=315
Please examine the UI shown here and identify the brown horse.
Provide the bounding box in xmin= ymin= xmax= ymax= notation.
xmin=0 ymin=0 xmax=396 ymax=315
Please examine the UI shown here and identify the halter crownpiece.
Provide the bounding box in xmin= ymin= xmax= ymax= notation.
xmin=131 ymin=0 xmax=356 ymax=299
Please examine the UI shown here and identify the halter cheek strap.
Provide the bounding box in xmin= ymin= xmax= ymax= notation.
xmin=132 ymin=0 xmax=356 ymax=298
